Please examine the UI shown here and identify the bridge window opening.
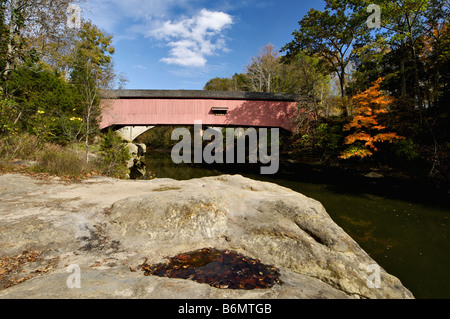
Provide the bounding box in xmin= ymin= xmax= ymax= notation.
xmin=211 ymin=107 xmax=228 ymax=116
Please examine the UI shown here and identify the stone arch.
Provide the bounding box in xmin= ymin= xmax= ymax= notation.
xmin=115 ymin=126 xmax=155 ymax=142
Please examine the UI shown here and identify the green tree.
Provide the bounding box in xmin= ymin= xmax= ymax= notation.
xmin=418 ymin=0 xmax=449 ymax=109
xmin=371 ymin=0 xmax=431 ymax=107
xmin=99 ymin=129 xmax=131 ymax=179
xmin=0 ymin=92 xmax=19 ymax=136
xmin=204 ymin=77 xmax=235 ymax=91
xmin=347 ymin=36 xmax=391 ymax=96
xmin=2 ymin=61 xmax=82 ymax=142
xmin=282 ymin=0 xmax=370 ymax=116
xmin=204 ymin=73 xmax=250 ymax=91
xmin=279 ymin=51 xmax=330 ymax=97
xmin=349 ymin=0 xmax=449 ymax=179
xmin=351 ymin=0 xmax=449 ymax=110
xmin=70 ymin=21 xmax=115 ymax=163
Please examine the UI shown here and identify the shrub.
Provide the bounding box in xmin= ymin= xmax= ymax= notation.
xmin=33 ymin=143 xmax=88 ymax=178
xmin=0 ymin=133 xmax=41 ymax=161
xmin=340 ymin=78 xmax=404 ymax=159
xmin=3 ymin=62 xmax=83 ymax=144
xmin=392 ymin=138 xmax=419 ymax=161
xmin=98 ymin=130 xmax=131 ymax=178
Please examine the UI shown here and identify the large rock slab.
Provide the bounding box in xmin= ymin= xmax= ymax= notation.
xmin=0 ymin=174 xmax=413 ymax=299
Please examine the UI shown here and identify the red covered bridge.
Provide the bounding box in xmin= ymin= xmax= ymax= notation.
xmin=100 ymin=90 xmax=299 ymax=141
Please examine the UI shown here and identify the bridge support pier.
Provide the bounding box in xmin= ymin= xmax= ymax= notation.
xmin=116 ymin=126 xmax=155 ymax=142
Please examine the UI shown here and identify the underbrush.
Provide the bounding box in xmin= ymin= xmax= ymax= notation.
xmin=0 ymin=132 xmax=130 ymax=180
xmin=32 ymin=143 xmax=93 ymax=178
xmin=0 ymin=133 xmax=41 ymax=162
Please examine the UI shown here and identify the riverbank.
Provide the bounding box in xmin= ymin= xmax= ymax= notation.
xmin=144 ymin=148 xmax=449 ymax=209
xmin=278 ymin=156 xmax=450 ymax=209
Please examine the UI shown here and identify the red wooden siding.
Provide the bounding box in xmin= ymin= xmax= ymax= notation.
xmin=100 ymin=98 xmax=297 ymax=131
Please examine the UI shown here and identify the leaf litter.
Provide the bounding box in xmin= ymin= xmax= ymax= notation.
xmin=0 ymin=250 xmax=59 ymax=289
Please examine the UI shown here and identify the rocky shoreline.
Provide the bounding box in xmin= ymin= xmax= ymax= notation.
xmin=0 ymin=173 xmax=414 ymax=299
xmin=125 ymin=142 xmax=148 ymax=179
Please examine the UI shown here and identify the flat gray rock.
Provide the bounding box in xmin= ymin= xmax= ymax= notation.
xmin=0 ymin=174 xmax=414 ymax=299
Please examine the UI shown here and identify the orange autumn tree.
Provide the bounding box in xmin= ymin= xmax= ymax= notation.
xmin=340 ymin=77 xmax=404 ymax=159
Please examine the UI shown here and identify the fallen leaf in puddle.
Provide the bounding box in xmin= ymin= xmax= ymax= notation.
xmin=138 ymin=248 xmax=282 ymax=290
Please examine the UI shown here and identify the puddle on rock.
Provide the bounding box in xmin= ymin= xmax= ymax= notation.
xmin=139 ymin=248 xmax=282 ymax=290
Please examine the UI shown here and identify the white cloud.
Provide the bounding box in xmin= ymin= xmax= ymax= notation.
xmin=81 ymin=2 xmax=234 ymax=67
xmin=150 ymin=9 xmax=233 ymax=67
xmin=81 ymin=0 xmax=191 ymax=35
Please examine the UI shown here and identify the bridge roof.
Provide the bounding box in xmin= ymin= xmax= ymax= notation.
xmin=104 ymin=90 xmax=299 ymax=102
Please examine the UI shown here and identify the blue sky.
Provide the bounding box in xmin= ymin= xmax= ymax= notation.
xmin=81 ymin=0 xmax=325 ymax=90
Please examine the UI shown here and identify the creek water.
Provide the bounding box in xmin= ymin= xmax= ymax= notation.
xmin=142 ymin=150 xmax=450 ymax=299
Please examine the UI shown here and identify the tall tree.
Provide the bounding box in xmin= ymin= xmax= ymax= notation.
xmin=204 ymin=77 xmax=236 ymax=91
xmin=419 ymin=0 xmax=449 ymax=109
xmin=1 ymin=0 xmax=27 ymax=77
xmin=245 ymin=43 xmax=280 ymax=93
xmin=0 ymin=1 xmax=8 ymax=75
xmin=203 ymin=73 xmax=250 ymax=91
xmin=282 ymin=0 xmax=370 ymax=116
xmin=70 ymin=21 xmax=115 ymax=163
xmin=279 ymin=51 xmax=330 ymax=97
xmin=1 ymin=0 xmax=80 ymax=79
xmin=373 ymin=0 xmax=432 ymax=108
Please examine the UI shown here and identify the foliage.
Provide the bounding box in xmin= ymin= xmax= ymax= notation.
xmin=316 ymin=122 xmax=345 ymax=154
xmin=340 ymin=78 xmax=405 ymax=159
xmin=1 ymin=0 xmax=26 ymax=78
xmin=0 ymin=132 xmax=39 ymax=161
xmin=98 ymin=130 xmax=130 ymax=178
xmin=204 ymin=76 xmax=239 ymax=91
xmin=391 ymin=138 xmax=419 ymax=161
xmin=70 ymin=21 xmax=115 ymax=163
xmin=203 ymin=73 xmax=251 ymax=91
xmin=23 ymin=0 xmax=82 ymax=77
xmin=280 ymin=51 xmax=330 ymax=96
xmin=281 ymin=0 xmax=370 ymax=116
xmin=1 ymin=62 xmax=82 ymax=143
xmin=349 ymin=0 xmax=450 ymax=110
xmin=0 ymin=3 xmax=128 ymax=179
xmin=135 ymin=126 xmax=181 ymax=149
xmin=291 ymin=118 xmax=345 ymax=162
xmin=33 ymin=143 xmax=88 ymax=178
xmin=204 ymin=44 xmax=331 ymax=99
xmin=245 ymin=43 xmax=281 ymax=93
xmin=0 ymin=1 xmax=8 ymax=77
xmin=0 ymin=93 xmax=18 ymax=136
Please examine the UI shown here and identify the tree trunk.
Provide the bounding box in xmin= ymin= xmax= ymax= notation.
xmin=85 ymin=107 xmax=90 ymax=164
xmin=410 ymin=43 xmax=422 ymax=108
xmin=405 ymin=13 xmax=422 ymax=108
xmin=433 ymin=69 xmax=440 ymax=108
xmin=339 ymin=69 xmax=348 ymax=117
xmin=4 ymin=0 xmax=18 ymax=76
xmin=400 ymin=43 xmax=407 ymax=101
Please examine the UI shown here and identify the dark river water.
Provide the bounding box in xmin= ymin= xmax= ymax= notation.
xmin=142 ymin=150 xmax=450 ymax=299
